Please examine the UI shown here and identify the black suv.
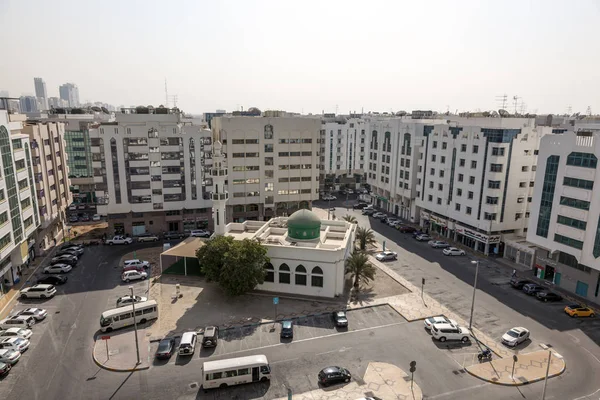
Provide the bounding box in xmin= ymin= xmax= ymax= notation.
xmin=353 ymin=203 xmax=368 ymax=210
xmin=280 ymin=320 xmax=293 ymax=339
xmin=318 ymin=366 xmax=351 ymax=386
xmin=510 ymin=277 xmax=532 ymax=289
xmin=332 ymin=311 xmax=348 ymax=328
xmin=37 ymin=275 xmax=68 ymax=285
xmin=202 ymin=326 xmax=219 ymax=348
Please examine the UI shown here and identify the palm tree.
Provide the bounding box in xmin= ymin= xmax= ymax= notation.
xmin=345 ymin=251 xmax=376 ymax=290
xmin=343 ymin=215 xmax=357 ymax=224
xmin=356 ymin=226 xmax=377 ymax=251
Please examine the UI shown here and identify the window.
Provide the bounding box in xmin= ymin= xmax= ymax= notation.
xmin=519 ymin=182 xmax=527 ymax=188
xmin=517 ymin=197 xmax=524 ymax=203
xmin=472 ymin=145 xmax=479 ymax=153
xmin=311 ymin=267 xmax=323 ymax=287
xmin=486 ymin=196 xmax=498 ymax=205
xmin=278 ymin=264 xmax=290 ymax=284
xmin=442 ymin=142 xmax=447 ymax=150
xmin=554 ymin=234 xmax=583 ymax=250
xmin=15 ymin=159 xmax=25 ymax=171
xmin=264 ymin=125 xmax=273 ymax=139
xmin=458 ymin=173 xmax=464 ymax=182
xmin=469 ymin=176 xmax=475 ymax=185
xmin=432 ymin=141 xmax=438 ymax=149
xmin=455 ymin=203 xmax=461 ymax=211
xmin=557 ymin=215 xmax=587 ymax=230
xmin=429 ymin=181 xmax=434 ymax=189
xmin=437 ymin=197 xmax=442 ymax=205
xmin=0 ymin=212 xmax=7 ymax=225
xmin=521 ymin=166 xmax=529 ymax=172
xmin=438 ymin=183 xmax=443 ymax=191
xmin=492 ymin=147 xmax=505 ymax=156
xmin=471 ymin=160 xmax=477 ymax=169
xmin=563 ymin=177 xmax=594 ymax=190
xmin=490 ymin=164 xmax=503 ymax=172
xmin=488 ymin=180 xmax=501 ymax=189
xmin=295 ymin=265 xmax=307 ymax=286
xmin=264 ymin=263 xmax=274 ymax=282
xmin=456 ymin=188 xmax=462 ymax=196
xmin=431 ymin=154 xmax=436 ymax=162
xmin=459 ymin=159 xmax=465 ymax=167
xmin=566 ymin=152 xmax=597 ymax=168
xmin=264 ymin=144 xmax=274 ymax=153
xmin=441 ymin=156 xmax=446 ymax=164
xmin=439 ymin=170 xmax=445 ymax=178
xmin=430 ymin=168 xmax=435 ymax=176
xmin=265 ymin=157 xmax=273 ymax=166
xmin=466 ymin=207 xmax=472 ymax=215
xmin=484 ymin=212 xmax=496 ymax=221
xmin=460 ymin=144 xmax=467 ymax=152
xmin=560 ymin=196 xmax=590 ymax=210
xmin=468 ymin=191 xmax=474 ymax=199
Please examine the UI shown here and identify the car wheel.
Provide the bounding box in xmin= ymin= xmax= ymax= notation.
xmin=219 ymin=383 xmax=228 ymax=389
xmin=125 ymin=279 xmax=130 ymax=283
xmin=40 ymin=294 xmax=46 ymax=299
xmin=461 ymin=336 xmax=469 ymax=343
xmin=154 ymin=238 xmax=158 ymax=242
xmin=590 ymin=314 xmax=595 ymax=318
xmin=106 ymin=327 xmax=113 ymax=333
xmin=544 ymin=299 xmax=548 ymax=302
xmin=44 ymin=270 xmax=49 ymax=274
xmin=141 ymin=276 xmax=146 ymax=280
xmin=344 ymin=377 xmax=350 ymax=383
xmin=573 ymin=314 xmax=578 ymax=318
xmin=260 ymin=377 xmax=268 ymax=382
xmin=140 ymin=319 xmax=147 ymax=324
xmin=439 ymin=337 xmax=447 ymax=342
xmin=109 ymin=242 xmax=114 ymax=246
xmin=21 ymin=294 xmax=27 ymax=299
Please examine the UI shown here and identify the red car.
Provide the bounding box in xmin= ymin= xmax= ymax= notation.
xmin=397 ymin=225 xmax=416 ymax=233
xmin=123 ymin=265 xmax=145 ymax=274
xmin=0 ymin=361 xmax=11 ymax=376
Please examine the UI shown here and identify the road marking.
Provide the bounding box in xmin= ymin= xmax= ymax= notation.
xmin=316 ymin=346 xmax=352 ymax=356
xmin=425 ymin=382 xmax=490 ymax=399
xmin=572 ymin=387 xmax=600 ymax=400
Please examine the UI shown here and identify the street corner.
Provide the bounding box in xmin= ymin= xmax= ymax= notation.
xmin=92 ymin=329 xmax=151 ymax=372
xmin=363 ymin=361 xmax=423 ymax=400
xmin=465 ymin=349 xmax=566 ymax=386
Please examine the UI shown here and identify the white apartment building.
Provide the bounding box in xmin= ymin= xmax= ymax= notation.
xmin=212 ymin=116 xmax=321 ymax=222
xmin=92 ymin=108 xmax=214 ymax=236
xmin=320 ymin=116 xmax=367 ymax=192
xmin=21 ymin=118 xmax=72 ymax=253
xmin=0 ymin=111 xmax=41 ymax=309
xmin=415 ymin=118 xmax=553 ymax=255
xmin=526 ymin=129 xmax=600 ymax=301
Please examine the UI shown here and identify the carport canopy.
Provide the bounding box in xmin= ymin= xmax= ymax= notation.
xmin=160 ymin=237 xmax=205 ymax=276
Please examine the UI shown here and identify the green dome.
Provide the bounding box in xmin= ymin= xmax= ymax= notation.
xmin=287 ymin=209 xmax=321 ymax=240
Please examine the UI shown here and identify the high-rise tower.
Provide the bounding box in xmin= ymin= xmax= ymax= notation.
xmin=210 ymin=131 xmax=228 ymax=235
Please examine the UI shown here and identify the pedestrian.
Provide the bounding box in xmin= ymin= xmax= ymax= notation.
xmin=512 ymin=269 xmax=517 ymax=278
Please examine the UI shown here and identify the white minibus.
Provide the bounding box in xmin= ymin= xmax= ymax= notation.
xmin=99 ymin=300 xmax=158 ymax=332
xmin=202 ymin=354 xmax=271 ymax=389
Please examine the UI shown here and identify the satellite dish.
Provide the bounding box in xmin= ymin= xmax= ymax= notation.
xmin=498 ymin=109 xmax=509 ymax=117
xmin=101 ymin=107 xmax=109 ymax=114
xmin=91 ymin=106 xmax=101 ymax=112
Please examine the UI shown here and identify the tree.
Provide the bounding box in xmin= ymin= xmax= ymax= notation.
xmin=356 ymin=226 xmax=376 ymax=251
xmin=345 ymin=251 xmax=376 ymax=290
xmin=196 ymin=235 xmax=235 ymax=281
xmin=196 ymin=236 xmax=270 ymax=296
xmin=218 ymin=239 xmax=270 ymax=296
xmin=343 ymin=215 xmax=357 ymax=224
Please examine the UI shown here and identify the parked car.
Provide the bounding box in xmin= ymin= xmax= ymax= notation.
xmin=375 ymin=251 xmax=398 ymax=261
xmin=509 ymin=277 xmax=532 ymax=289
xmin=0 ymin=328 xmax=33 ymax=340
xmin=280 ymin=320 xmax=293 ymax=339
xmin=415 ymin=234 xmax=432 ymax=241
xmin=442 ymin=247 xmax=466 ymax=256
xmin=0 ymin=361 xmax=10 ymax=376
xmin=386 ymin=219 xmax=401 ymax=227
xmin=155 ymin=337 xmax=176 ymax=360
xmin=178 ymin=331 xmax=197 ymax=356
xmin=0 ymin=316 xmax=35 ymax=330
xmin=123 ymin=265 xmax=146 ymax=274
xmin=190 ymin=229 xmax=211 ymax=238
xmin=123 ymin=259 xmax=150 ymax=269
xmin=37 ymin=275 xmax=68 ymax=285
xmin=79 ymin=215 xmax=90 ymax=222
xmin=69 ymin=216 xmax=79 ymax=223
xmin=20 ymin=284 xmax=56 ymax=299
xmin=362 ymin=209 xmax=375 ymax=216
xmin=423 ymin=316 xmax=457 ymax=330
xmin=397 ymin=225 xmax=416 ymax=233
xmin=44 ymin=264 xmax=72 ymax=274
xmin=379 ymin=216 xmax=392 ymax=223
xmin=60 ymin=242 xmax=82 ymax=250
xmin=106 ymin=236 xmax=133 ymax=245
xmin=121 ymin=270 xmax=147 ymax=283
xmin=68 ymin=205 xmax=77 ymax=211
xmin=431 ymin=323 xmax=471 ymax=342
xmin=51 ymin=254 xmax=78 ymax=264
xmin=202 ymin=326 xmax=219 ymax=347
xmin=13 ymin=308 xmax=47 ymax=321
xmin=137 ymin=234 xmax=159 ymax=242
xmin=163 ymin=231 xmax=186 ymax=240
xmin=372 ymin=212 xmax=386 ymax=219
xmin=0 ymin=349 xmax=20 ymax=365
xmin=54 ymin=250 xmax=79 ymax=261
xmin=522 ymin=283 xmax=545 ymax=296
xmin=353 ymin=203 xmax=368 ymax=210
xmin=77 ymin=204 xmax=86 ymax=210
xmin=536 ymin=291 xmax=562 ymax=302
xmin=58 ymin=246 xmax=84 ymax=256
xmin=0 ymin=337 xmax=30 ymax=353
xmin=501 ymin=327 xmax=530 ymax=347
xmin=564 ymin=304 xmax=595 ymax=318
xmin=92 ymin=214 xmax=101 ymax=221
xmin=412 ymin=230 xmax=425 ymax=238
xmin=116 ymin=295 xmax=147 ymax=308
xmin=428 ymin=240 xmax=450 ymax=249
xmin=318 ymin=366 xmax=351 ymax=386
xmin=332 ymin=311 xmax=348 ymax=328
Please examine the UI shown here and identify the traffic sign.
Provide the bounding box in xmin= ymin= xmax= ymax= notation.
xmin=101 ymin=335 xmax=111 ymax=340
xmin=273 ymin=297 xmax=279 ymax=305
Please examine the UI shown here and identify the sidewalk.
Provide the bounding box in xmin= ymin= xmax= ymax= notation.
xmin=92 ymin=328 xmax=150 ymax=372
xmin=273 ymin=362 xmax=423 ymax=400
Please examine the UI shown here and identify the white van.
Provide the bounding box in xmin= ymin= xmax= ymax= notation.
xmin=179 ymin=331 xmax=197 ymax=356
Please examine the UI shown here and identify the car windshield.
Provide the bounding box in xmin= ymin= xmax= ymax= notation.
xmin=506 ymin=330 xmax=519 ymax=338
xmin=568 ymin=304 xmax=580 ymax=309
xmin=157 ymin=340 xmax=171 ymax=351
xmin=336 ymin=312 xmax=346 ymax=318
xmin=282 ymin=321 xmax=292 ymax=329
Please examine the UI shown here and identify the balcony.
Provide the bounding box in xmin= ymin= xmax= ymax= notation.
xmin=211 ymin=192 xmax=229 ymax=201
xmin=210 ymin=168 xmax=227 ymax=177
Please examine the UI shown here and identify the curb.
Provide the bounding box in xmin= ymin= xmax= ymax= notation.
xmin=91 ymin=339 xmax=150 ymax=373
xmin=464 ymin=359 xmax=566 ymax=386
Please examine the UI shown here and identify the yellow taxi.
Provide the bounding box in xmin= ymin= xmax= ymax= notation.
xmin=564 ymin=304 xmax=595 ymax=318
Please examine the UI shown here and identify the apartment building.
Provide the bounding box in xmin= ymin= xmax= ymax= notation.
xmin=526 ymin=129 xmax=600 ymax=301
xmin=212 ymin=116 xmax=321 ymax=222
xmin=92 ymin=107 xmax=214 ymax=235
xmin=320 ymin=116 xmax=367 ymax=192
xmin=0 ymin=111 xmax=41 ymax=309
xmin=21 ymin=118 xmax=72 ymax=253
xmin=415 ymin=118 xmax=552 ymax=255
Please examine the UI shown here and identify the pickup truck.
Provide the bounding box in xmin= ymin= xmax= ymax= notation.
xmin=105 ymin=236 xmax=133 ymax=245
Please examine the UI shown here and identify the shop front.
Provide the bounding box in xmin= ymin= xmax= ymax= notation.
xmin=429 ymin=215 xmax=449 ymax=237
xmin=454 ymin=225 xmax=501 ymax=255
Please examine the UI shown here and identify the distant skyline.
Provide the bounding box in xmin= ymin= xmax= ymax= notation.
xmin=1 ymin=0 xmax=599 ymax=115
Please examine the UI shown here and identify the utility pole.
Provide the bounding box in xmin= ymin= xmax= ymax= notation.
xmin=469 ymin=261 xmax=480 ymax=330
xmin=129 ymin=286 xmax=141 ymax=365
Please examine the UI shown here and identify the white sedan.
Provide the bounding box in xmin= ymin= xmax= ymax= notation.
xmin=443 ymin=247 xmax=466 ymax=256
xmin=137 ymin=234 xmax=159 ymax=242
xmin=14 ymin=308 xmax=47 ymax=321
xmin=0 ymin=349 xmax=20 ymax=365
xmin=424 ymin=316 xmax=458 ymax=330
xmin=116 ymin=295 xmax=148 ymax=308
xmin=428 ymin=240 xmax=450 ymax=248
xmin=375 ymin=251 xmax=398 ymax=261
xmin=0 ymin=327 xmax=33 ymax=340
xmin=44 ymin=264 xmax=72 ymax=274
xmin=501 ymin=327 xmax=530 ymax=347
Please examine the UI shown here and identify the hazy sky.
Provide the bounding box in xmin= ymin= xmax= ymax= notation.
xmin=1 ymin=0 xmax=598 ymax=115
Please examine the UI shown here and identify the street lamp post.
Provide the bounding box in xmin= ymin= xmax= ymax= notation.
xmin=469 ymin=260 xmax=480 ymax=331
xmin=129 ymin=285 xmax=141 ymax=365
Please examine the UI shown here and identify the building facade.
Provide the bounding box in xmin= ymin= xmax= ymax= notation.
xmin=19 ymin=96 xmax=39 ymax=113
xmin=21 ymin=119 xmax=72 ymax=253
xmin=527 ymin=129 xmax=600 ymax=301
xmin=93 ymin=108 xmax=214 ymax=235
xmin=59 ymin=83 xmax=80 ymax=108
xmin=212 ymin=116 xmax=321 ymax=222
xmin=0 ymin=111 xmax=41 ymax=309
